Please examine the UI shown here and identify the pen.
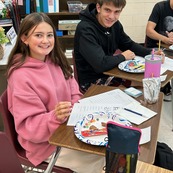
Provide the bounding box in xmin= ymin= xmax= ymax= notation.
xmin=124 ymin=108 xmax=146 ymax=117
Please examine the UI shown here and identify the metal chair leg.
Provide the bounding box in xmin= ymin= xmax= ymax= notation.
xmin=44 ymin=147 xmax=61 ymax=173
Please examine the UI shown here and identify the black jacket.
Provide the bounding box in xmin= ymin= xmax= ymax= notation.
xmin=74 ymin=3 xmax=151 ymax=86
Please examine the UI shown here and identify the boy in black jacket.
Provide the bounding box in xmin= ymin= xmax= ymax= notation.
xmin=74 ymin=0 xmax=163 ymax=92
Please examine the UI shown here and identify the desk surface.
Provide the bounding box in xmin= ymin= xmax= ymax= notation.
xmin=49 ymin=85 xmax=163 ymax=164
xmin=136 ymin=161 xmax=173 ymax=173
xmin=104 ymin=67 xmax=173 ymax=88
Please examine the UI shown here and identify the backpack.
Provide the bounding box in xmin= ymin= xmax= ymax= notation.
xmin=154 ymin=142 xmax=173 ymax=170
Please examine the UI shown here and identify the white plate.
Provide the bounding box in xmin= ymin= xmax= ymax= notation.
xmin=118 ymin=56 xmax=145 ymax=73
xmin=74 ymin=112 xmax=132 ymax=146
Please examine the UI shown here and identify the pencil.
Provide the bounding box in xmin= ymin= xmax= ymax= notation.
xmin=126 ymin=154 xmax=131 ymax=173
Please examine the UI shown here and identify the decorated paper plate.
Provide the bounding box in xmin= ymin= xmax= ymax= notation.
xmin=118 ymin=56 xmax=145 ymax=73
xmin=74 ymin=112 xmax=132 ymax=146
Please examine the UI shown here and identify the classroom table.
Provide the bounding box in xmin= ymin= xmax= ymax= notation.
xmin=103 ymin=57 xmax=173 ymax=131
xmin=161 ymin=43 xmax=173 ymax=58
xmin=49 ymin=85 xmax=163 ymax=165
xmin=136 ymin=161 xmax=173 ymax=173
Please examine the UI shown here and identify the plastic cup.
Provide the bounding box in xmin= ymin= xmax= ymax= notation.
xmin=144 ymin=55 xmax=161 ymax=78
xmin=143 ymin=77 xmax=161 ymax=104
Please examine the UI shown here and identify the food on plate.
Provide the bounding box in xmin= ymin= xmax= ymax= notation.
xmin=125 ymin=60 xmax=144 ymax=70
xmin=81 ymin=121 xmax=107 ymax=137
xmin=89 ymin=125 xmax=99 ymax=130
xmin=101 ymin=122 xmax=106 ymax=127
xmin=81 ymin=128 xmax=107 ymax=137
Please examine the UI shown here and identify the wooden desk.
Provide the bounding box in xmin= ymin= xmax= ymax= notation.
xmin=49 ymin=85 xmax=163 ymax=164
xmin=136 ymin=161 xmax=173 ymax=173
xmin=104 ymin=67 xmax=173 ymax=88
xmin=104 ymin=57 xmax=173 ymax=131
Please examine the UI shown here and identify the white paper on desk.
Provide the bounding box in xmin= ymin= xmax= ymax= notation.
xmin=161 ymin=57 xmax=173 ymax=71
xmin=68 ymin=102 xmax=157 ymax=126
xmin=140 ymin=126 xmax=151 ymax=145
xmin=115 ymin=102 xmax=157 ymax=125
xmin=68 ymin=103 xmax=119 ymax=126
xmin=160 ymin=66 xmax=167 ymax=75
xmin=79 ymin=89 xmax=140 ymax=105
xmin=160 ymin=74 xmax=167 ymax=82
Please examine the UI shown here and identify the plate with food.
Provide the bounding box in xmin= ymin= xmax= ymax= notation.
xmin=118 ymin=56 xmax=145 ymax=73
xmin=74 ymin=112 xmax=132 ymax=146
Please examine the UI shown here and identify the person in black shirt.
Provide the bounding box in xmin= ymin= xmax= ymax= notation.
xmin=74 ymin=0 xmax=163 ymax=92
xmin=146 ymin=0 xmax=172 ymax=96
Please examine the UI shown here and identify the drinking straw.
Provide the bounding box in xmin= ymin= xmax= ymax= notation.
xmin=151 ymin=48 xmax=155 ymax=60
xmin=158 ymin=40 xmax=161 ymax=51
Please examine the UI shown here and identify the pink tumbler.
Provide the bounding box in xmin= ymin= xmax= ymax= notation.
xmin=144 ymin=55 xmax=161 ymax=78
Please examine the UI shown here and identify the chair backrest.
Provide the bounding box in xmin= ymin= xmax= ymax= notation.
xmin=0 ymin=131 xmax=24 ymax=173
xmin=72 ymin=50 xmax=85 ymax=94
xmin=0 ymin=90 xmax=73 ymax=173
xmin=0 ymin=90 xmax=20 ymax=153
xmin=0 ymin=90 xmax=33 ymax=166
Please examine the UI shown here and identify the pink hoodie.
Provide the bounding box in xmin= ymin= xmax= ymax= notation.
xmin=7 ymin=56 xmax=82 ymax=166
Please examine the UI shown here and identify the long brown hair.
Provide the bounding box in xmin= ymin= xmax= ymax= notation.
xmin=7 ymin=12 xmax=73 ymax=79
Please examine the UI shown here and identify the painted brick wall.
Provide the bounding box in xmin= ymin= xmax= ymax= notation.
xmin=120 ymin=0 xmax=160 ymax=43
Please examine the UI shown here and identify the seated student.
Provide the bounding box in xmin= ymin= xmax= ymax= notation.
xmin=6 ymin=12 xmax=104 ymax=173
xmin=146 ymin=0 xmax=172 ymax=96
xmin=146 ymin=0 xmax=173 ymax=48
xmin=74 ymin=0 xmax=163 ymax=92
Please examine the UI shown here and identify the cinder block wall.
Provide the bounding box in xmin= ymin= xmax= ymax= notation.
xmin=120 ymin=0 xmax=160 ymax=43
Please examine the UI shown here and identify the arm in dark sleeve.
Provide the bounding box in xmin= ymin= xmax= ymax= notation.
xmin=130 ymin=42 xmax=152 ymax=57
xmin=78 ymin=29 xmax=125 ymax=73
xmin=148 ymin=3 xmax=160 ymax=24
xmin=117 ymin=25 xmax=152 ymax=57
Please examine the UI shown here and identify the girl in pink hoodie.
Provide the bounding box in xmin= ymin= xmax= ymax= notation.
xmin=6 ymin=12 xmax=104 ymax=173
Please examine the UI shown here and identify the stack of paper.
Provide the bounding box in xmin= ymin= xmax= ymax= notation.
xmin=68 ymin=89 xmax=157 ymax=126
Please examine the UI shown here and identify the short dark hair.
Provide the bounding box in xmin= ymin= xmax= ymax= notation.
xmin=97 ymin=0 xmax=126 ymax=8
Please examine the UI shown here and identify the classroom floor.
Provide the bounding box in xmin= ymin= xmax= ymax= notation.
xmin=158 ymin=96 xmax=173 ymax=150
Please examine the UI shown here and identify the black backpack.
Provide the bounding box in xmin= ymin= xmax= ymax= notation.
xmin=154 ymin=142 xmax=173 ymax=171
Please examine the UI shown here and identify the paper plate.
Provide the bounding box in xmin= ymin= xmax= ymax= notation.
xmin=118 ymin=56 xmax=145 ymax=73
xmin=74 ymin=112 xmax=132 ymax=146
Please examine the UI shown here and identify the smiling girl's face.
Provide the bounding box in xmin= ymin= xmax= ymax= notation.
xmin=21 ymin=22 xmax=55 ymax=61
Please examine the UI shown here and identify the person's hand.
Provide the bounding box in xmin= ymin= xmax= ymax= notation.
xmin=154 ymin=50 xmax=165 ymax=63
xmin=55 ymin=101 xmax=72 ymax=121
xmin=121 ymin=50 xmax=135 ymax=60
xmin=163 ymin=33 xmax=173 ymax=45
xmin=164 ymin=37 xmax=173 ymax=45
xmin=166 ymin=31 xmax=173 ymax=38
